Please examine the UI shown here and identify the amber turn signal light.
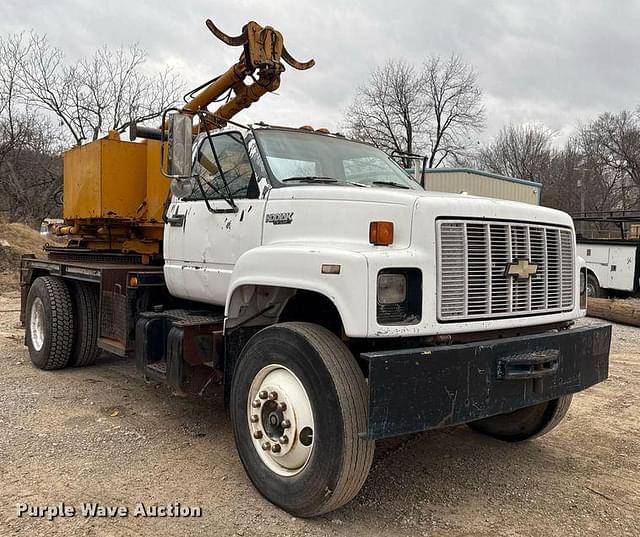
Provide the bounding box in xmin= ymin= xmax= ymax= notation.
xmin=369 ymin=221 xmax=394 ymax=246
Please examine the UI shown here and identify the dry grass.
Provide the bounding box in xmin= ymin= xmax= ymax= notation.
xmin=0 ymin=223 xmax=50 ymax=279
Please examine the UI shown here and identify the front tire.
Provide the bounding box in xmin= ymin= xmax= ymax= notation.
xmin=468 ymin=395 xmax=573 ymax=442
xmin=25 ymin=276 xmax=74 ymax=370
xmin=230 ymin=322 xmax=374 ymax=517
xmin=587 ymin=273 xmax=606 ymax=298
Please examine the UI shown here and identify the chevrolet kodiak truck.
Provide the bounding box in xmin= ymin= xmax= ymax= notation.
xmin=19 ymin=18 xmax=611 ymax=517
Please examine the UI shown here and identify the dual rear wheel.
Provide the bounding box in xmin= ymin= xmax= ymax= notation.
xmin=25 ymin=276 xmax=99 ymax=370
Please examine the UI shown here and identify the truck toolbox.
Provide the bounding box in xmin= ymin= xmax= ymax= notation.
xmin=362 ymin=324 xmax=611 ymax=439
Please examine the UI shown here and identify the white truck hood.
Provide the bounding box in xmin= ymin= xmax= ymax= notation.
xmin=266 ymin=185 xmax=573 ymax=250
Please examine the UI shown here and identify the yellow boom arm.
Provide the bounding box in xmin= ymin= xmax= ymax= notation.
xmin=184 ymin=19 xmax=315 ymax=127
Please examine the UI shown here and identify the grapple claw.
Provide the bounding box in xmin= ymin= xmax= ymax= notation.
xmin=282 ymin=46 xmax=315 ymax=71
xmin=205 ymin=18 xmax=247 ymax=47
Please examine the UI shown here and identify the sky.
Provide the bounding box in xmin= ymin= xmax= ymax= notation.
xmin=2 ymin=0 xmax=639 ymax=146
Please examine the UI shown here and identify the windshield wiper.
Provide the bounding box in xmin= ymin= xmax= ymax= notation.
xmin=282 ymin=176 xmax=370 ymax=187
xmin=371 ymin=180 xmax=410 ymax=189
xmin=282 ymin=176 xmax=339 ymax=183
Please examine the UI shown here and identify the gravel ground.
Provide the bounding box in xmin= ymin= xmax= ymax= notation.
xmin=1 ymin=288 xmax=639 ymax=537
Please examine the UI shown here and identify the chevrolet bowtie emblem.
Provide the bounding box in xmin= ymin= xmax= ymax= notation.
xmin=506 ymin=259 xmax=538 ymax=279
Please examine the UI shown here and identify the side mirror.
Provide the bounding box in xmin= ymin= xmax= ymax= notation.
xmin=164 ymin=112 xmax=193 ymax=178
xmin=170 ymin=178 xmax=195 ymax=199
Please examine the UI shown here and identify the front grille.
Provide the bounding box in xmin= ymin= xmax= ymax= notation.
xmin=437 ymin=219 xmax=574 ymax=321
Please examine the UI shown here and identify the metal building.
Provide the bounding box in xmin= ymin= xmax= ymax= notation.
xmin=412 ymin=168 xmax=541 ymax=205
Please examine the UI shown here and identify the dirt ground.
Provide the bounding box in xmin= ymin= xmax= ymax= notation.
xmin=1 ymin=286 xmax=639 ymax=537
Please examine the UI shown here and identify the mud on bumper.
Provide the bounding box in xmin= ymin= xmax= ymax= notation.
xmin=361 ymin=324 xmax=611 ymax=440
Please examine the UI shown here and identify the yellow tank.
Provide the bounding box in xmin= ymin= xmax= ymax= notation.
xmin=61 ymin=131 xmax=169 ymax=260
xmin=63 ymin=131 xmax=168 ymax=222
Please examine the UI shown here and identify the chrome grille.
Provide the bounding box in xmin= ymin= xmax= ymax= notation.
xmin=437 ymin=220 xmax=575 ymax=321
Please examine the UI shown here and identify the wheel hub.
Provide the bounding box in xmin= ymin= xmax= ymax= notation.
xmin=30 ymin=297 xmax=45 ymax=352
xmin=247 ymin=365 xmax=314 ymax=477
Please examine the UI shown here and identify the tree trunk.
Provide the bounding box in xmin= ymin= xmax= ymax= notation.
xmin=587 ymin=298 xmax=640 ymax=327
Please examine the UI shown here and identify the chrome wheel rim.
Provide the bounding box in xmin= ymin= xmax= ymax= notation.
xmin=247 ymin=365 xmax=315 ymax=477
xmin=30 ymin=297 xmax=45 ymax=351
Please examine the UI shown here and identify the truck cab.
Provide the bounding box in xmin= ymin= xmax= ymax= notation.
xmin=165 ymin=124 xmax=587 ymax=337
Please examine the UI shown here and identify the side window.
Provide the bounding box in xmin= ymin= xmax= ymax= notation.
xmin=190 ymin=132 xmax=256 ymax=200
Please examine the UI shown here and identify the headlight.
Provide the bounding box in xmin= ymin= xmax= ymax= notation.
xmin=376 ymin=269 xmax=422 ymax=325
xmin=377 ymin=273 xmax=407 ymax=304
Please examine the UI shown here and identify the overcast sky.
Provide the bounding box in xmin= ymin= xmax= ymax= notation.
xmin=2 ymin=0 xmax=639 ymax=146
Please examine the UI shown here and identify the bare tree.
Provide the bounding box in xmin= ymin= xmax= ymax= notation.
xmin=0 ymin=31 xmax=183 ymax=224
xmin=0 ymin=33 xmax=63 ymax=223
xmin=344 ymin=60 xmax=426 ymax=168
xmin=344 ymin=54 xmax=485 ymax=169
xmin=474 ymin=122 xmax=630 ymax=214
xmin=578 ymin=110 xmax=640 ymax=210
xmin=421 ymin=54 xmax=485 ymax=168
xmin=18 ymin=33 xmax=182 ymax=145
xmin=475 ymin=123 xmax=554 ymax=181
xmin=537 ymin=140 xmax=617 ymax=214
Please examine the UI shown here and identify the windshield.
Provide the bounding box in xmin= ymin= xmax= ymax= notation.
xmin=255 ymin=129 xmax=422 ymax=190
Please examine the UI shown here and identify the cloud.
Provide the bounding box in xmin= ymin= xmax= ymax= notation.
xmin=2 ymin=0 xmax=638 ymax=145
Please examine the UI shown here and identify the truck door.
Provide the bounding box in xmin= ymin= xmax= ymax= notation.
xmin=164 ymin=131 xmax=266 ymax=305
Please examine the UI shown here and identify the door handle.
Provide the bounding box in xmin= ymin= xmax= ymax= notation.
xmin=167 ymin=212 xmax=186 ymax=227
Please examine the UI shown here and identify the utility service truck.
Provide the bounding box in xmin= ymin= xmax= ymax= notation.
xmin=574 ymin=211 xmax=640 ymax=298
xmin=20 ymin=19 xmax=611 ymax=517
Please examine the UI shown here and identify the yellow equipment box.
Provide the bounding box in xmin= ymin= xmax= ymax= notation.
xmin=63 ymin=132 xmax=168 ymax=223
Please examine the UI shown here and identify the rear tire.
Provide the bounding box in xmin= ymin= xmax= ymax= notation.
xmin=230 ymin=322 xmax=374 ymax=517
xmin=69 ymin=282 xmax=100 ymax=367
xmin=468 ymin=395 xmax=573 ymax=442
xmin=25 ymin=276 xmax=74 ymax=370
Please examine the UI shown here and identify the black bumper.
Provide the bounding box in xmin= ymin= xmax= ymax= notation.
xmin=361 ymin=324 xmax=611 ymax=440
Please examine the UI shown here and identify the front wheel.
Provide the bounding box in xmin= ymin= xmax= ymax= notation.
xmin=468 ymin=395 xmax=572 ymax=442
xmin=230 ymin=322 xmax=374 ymax=517
xmin=586 ymin=273 xmax=606 ymax=298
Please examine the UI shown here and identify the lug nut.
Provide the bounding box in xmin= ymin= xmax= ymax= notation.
xmin=271 ymin=444 xmax=282 ymax=453
xmin=281 ymin=419 xmax=291 ymax=429
xmin=251 ymin=400 xmax=261 ymax=408
xmin=268 ymin=391 xmax=278 ymax=400
xmin=279 ymin=435 xmax=289 ymax=444
xmin=258 ymin=390 xmax=268 ymax=400
xmin=253 ymin=430 xmax=263 ymax=439
xmin=261 ymin=442 xmax=271 ymax=451
xmin=277 ymin=402 xmax=287 ymax=412
xmin=250 ymin=414 xmax=259 ymax=423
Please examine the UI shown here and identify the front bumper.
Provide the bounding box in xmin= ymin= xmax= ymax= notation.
xmin=361 ymin=324 xmax=611 ymax=440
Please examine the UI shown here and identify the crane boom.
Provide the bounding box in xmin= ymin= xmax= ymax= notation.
xmin=184 ymin=19 xmax=314 ymax=127
xmin=55 ymin=18 xmax=315 ymax=261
